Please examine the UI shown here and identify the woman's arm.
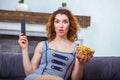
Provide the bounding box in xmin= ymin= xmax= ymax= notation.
xmin=18 ymin=34 xmax=43 ymax=75
xmin=71 ymin=55 xmax=93 ymax=80
xmin=71 ymin=58 xmax=83 ymax=80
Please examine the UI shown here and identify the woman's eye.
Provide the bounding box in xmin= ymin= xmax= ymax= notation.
xmin=54 ymin=19 xmax=69 ymax=24
xmin=54 ymin=20 xmax=59 ymax=23
xmin=63 ymin=20 xmax=68 ymax=24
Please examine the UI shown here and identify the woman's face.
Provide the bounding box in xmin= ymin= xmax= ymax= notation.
xmin=54 ymin=14 xmax=70 ymax=37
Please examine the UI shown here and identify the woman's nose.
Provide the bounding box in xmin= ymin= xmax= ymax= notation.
xmin=59 ymin=22 xmax=63 ymax=27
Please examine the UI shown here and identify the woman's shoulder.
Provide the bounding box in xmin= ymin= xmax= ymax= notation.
xmin=37 ymin=40 xmax=47 ymax=47
xmin=35 ymin=40 xmax=47 ymax=53
xmin=37 ymin=40 xmax=49 ymax=49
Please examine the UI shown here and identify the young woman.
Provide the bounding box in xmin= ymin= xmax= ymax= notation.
xmin=18 ymin=9 xmax=93 ymax=80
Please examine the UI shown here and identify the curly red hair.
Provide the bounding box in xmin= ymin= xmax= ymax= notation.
xmin=46 ymin=9 xmax=80 ymax=42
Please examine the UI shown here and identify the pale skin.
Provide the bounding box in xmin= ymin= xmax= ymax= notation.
xmin=18 ymin=14 xmax=93 ymax=80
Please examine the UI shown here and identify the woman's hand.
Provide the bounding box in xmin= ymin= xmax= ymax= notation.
xmin=18 ymin=33 xmax=28 ymax=50
xmin=76 ymin=53 xmax=94 ymax=63
xmin=76 ymin=46 xmax=95 ymax=63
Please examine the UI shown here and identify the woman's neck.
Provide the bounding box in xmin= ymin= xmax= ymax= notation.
xmin=54 ymin=35 xmax=68 ymax=42
xmin=49 ymin=36 xmax=74 ymax=53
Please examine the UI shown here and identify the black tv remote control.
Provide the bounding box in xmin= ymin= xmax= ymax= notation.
xmin=21 ymin=20 xmax=26 ymax=35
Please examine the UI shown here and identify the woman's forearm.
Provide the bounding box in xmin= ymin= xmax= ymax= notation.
xmin=71 ymin=58 xmax=83 ymax=80
xmin=22 ymin=49 xmax=33 ymax=75
xmin=18 ymin=34 xmax=34 ymax=75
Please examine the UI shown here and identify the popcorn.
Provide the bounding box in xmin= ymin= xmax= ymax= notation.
xmin=76 ymin=46 xmax=94 ymax=58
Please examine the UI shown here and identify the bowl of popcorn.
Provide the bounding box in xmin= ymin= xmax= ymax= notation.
xmin=76 ymin=46 xmax=94 ymax=58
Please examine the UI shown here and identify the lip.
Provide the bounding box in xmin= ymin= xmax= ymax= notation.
xmin=58 ymin=29 xmax=64 ymax=33
xmin=59 ymin=29 xmax=63 ymax=31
